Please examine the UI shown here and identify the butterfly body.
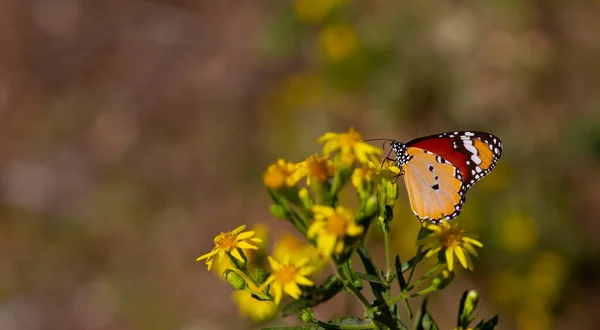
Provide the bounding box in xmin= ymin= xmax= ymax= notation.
xmin=390 ymin=131 xmax=503 ymax=224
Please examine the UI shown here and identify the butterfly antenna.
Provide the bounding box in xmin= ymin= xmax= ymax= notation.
xmin=364 ymin=138 xmax=395 ymax=143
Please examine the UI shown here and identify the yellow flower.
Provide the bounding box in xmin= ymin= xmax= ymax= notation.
xmin=273 ymin=233 xmax=325 ymax=272
xmin=499 ymin=211 xmax=537 ymax=253
xmin=308 ymin=205 xmax=364 ymax=257
xmin=262 ymin=256 xmax=315 ymax=305
xmin=374 ymin=158 xmax=402 ymax=176
xmin=232 ymin=285 xmax=278 ymax=323
xmin=319 ymin=24 xmax=359 ymax=61
xmin=263 ymin=159 xmax=300 ymax=189
xmin=420 ymin=222 xmax=483 ymax=271
xmin=293 ymin=0 xmax=348 ymax=24
xmin=351 ymin=166 xmax=375 ymax=192
xmin=352 ymin=160 xmax=401 ymax=196
xmin=197 ymin=225 xmax=262 ymax=271
xmin=294 ymin=154 xmax=336 ymax=185
xmin=318 ymin=127 xmax=382 ymax=166
xmin=211 ymin=224 xmax=269 ymax=277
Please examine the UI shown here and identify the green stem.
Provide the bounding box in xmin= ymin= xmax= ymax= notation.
xmin=334 ymin=261 xmax=371 ymax=310
xmin=407 ymin=263 xmax=443 ymax=291
xmin=386 ymin=291 xmax=409 ymax=307
xmin=228 ymin=252 xmax=260 ymax=287
xmin=402 ymin=299 xmax=413 ymax=320
xmin=406 ymin=245 xmax=423 ymax=285
xmin=382 ymin=228 xmax=392 ymax=304
xmin=385 ymin=263 xmax=443 ymax=307
xmin=315 ymin=320 xmax=376 ymax=330
xmin=243 ymin=286 xmax=271 ymax=300
xmin=384 ymin=229 xmax=391 ymax=281
xmin=280 ymin=198 xmax=308 ymax=235
xmin=410 ymin=286 xmax=436 ymax=298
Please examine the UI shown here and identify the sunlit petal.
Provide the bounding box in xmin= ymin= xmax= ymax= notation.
xmin=446 ymin=247 xmax=455 ymax=271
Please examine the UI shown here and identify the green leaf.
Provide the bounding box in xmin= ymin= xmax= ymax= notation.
xmin=356 ymin=245 xmax=404 ymax=330
xmin=400 ymin=248 xmax=431 ymax=273
xmin=330 ymin=316 xmax=372 ymax=326
xmin=384 ymin=205 xmax=394 ymax=222
xmin=394 ymin=255 xmax=408 ymax=291
xmin=477 ymin=315 xmax=499 ymax=330
xmin=413 ymin=297 xmax=439 ymax=330
xmin=417 ymin=225 xmax=434 ymax=241
xmin=355 ymin=272 xmax=386 ymax=285
xmin=262 ymin=326 xmax=317 ymax=330
xmin=356 ymin=244 xmax=386 ymax=301
xmin=371 ymin=299 xmax=403 ymax=330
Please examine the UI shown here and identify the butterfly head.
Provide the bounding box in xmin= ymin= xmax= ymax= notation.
xmin=390 ymin=141 xmax=411 ymax=167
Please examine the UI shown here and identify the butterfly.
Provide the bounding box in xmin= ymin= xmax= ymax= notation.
xmin=384 ymin=131 xmax=502 ymax=224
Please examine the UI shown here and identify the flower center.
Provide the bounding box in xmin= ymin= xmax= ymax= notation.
xmin=216 ymin=233 xmax=238 ymax=251
xmin=307 ymin=156 xmax=328 ymax=181
xmin=326 ymin=214 xmax=348 ymax=236
xmin=438 ymin=229 xmax=464 ymax=248
xmin=339 ymin=132 xmax=360 ymax=148
xmin=275 ymin=265 xmax=297 ymax=284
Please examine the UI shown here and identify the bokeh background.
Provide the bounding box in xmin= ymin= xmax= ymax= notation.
xmin=1 ymin=0 xmax=600 ymax=329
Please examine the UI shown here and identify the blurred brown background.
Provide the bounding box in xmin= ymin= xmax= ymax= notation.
xmin=1 ymin=0 xmax=600 ymax=329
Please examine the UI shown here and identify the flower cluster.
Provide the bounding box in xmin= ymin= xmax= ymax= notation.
xmin=196 ymin=128 xmax=497 ymax=329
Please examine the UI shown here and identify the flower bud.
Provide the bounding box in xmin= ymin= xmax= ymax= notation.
xmin=300 ymin=308 xmax=315 ymax=323
xmin=224 ymin=269 xmax=247 ymax=290
xmin=463 ymin=290 xmax=479 ymax=317
xmin=298 ymin=188 xmax=314 ymax=209
xmin=253 ymin=267 xmax=269 ymax=284
xmin=432 ymin=269 xmax=455 ymax=290
xmin=270 ymin=204 xmax=288 ymax=220
xmin=385 ymin=180 xmax=398 ymax=201
xmin=364 ymin=196 xmax=379 ymax=218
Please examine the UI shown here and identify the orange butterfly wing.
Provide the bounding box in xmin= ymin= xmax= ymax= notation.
xmin=402 ymin=147 xmax=466 ymax=223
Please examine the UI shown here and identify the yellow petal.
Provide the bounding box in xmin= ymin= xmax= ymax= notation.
xmin=335 ymin=241 xmax=344 ymax=254
xmin=283 ymin=282 xmax=302 ymax=299
xmin=313 ymin=205 xmax=334 ymax=217
xmin=464 ymin=251 xmax=474 ymax=270
xmin=196 ymin=248 xmax=218 ymax=261
xmin=231 ymin=248 xmax=244 ymax=262
xmin=454 ymin=246 xmax=468 ymax=269
xmin=462 ymin=237 xmax=483 ymax=248
xmin=322 ymin=142 xmax=340 ymax=156
xmin=295 ymin=257 xmax=310 ymax=268
xmin=268 ymin=256 xmax=281 ymax=270
xmin=446 ymin=247 xmax=455 ymax=271
xmin=237 ymin=231 xmax=255 ymax=240
xmin=237 ymin=241 xmax=259 ymax=249
xmin=272 ymin=282 xmax=283 ymax=305
xmin=317 ymin=132 xmax=338 ymax=143
xmin=347 ymin=224 xmax=364 ymax=236
xmin=462 ymin=243 xmax=479 ymax=257
xmin=424 ymin=246 xmax=442 ymax=258
xmin=261 ymin=275 xmax=276 ymax=287
xmin=298 ymin=266 xmax=316 ymax=277
xmin=318 ymin=234 xmax=336 ymax=257
xmin=232 ymin=225 xmax=247 ymax=234
xmin=295 ymin=275 xmax=314 ymax=286
xmin=307 ymin=221 xmax=325 ymax=238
